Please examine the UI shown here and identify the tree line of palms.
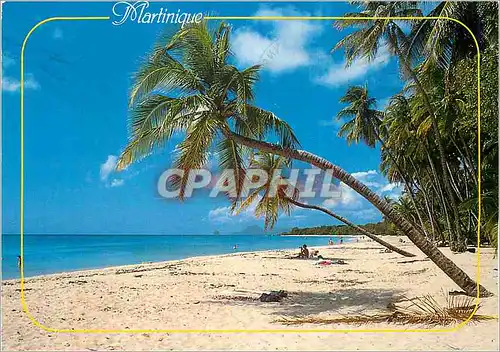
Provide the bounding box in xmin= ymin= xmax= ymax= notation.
xmin=333 ymin=1 xmax=497 ymax=256
xmin=116 ymin=1 xmax=497 ymax=297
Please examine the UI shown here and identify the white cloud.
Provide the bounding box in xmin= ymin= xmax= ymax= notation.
xmin=318 ymin=117 xmax=346 ymax=129
xmin=293 ymin=215 xmax=307 ymax=220
xmin=209 ymin=206 xmax=230 ymax=218
xmin=351 ymin=170 xmax=377 ymax=180
xmin=322 ymin=182 xmax=363 ymax=210
xmin=2 ymin=52 xmax=15 ymax=69
xmin=2 ymin=77 xmax=22 ymax=92
xmin=321 ymin=169 xmax=402 ymax=214
xmin=385 ymin=191 xmax=402 ymax=200
xmin=53 ymin=28 xmax=63 ymax=40
xmin=380 ymin=182 xmax=398 ymax=193
xmin=364 ymin=181 xmax=382 ymax=188
xmin=2 ymin=75 xmax=40 ymax=92
xmin=100 ymin=155 xmax=118 ymax=182
xmin=208 ymin=198 xmax=262 ymax=224
xmin=110 ymin=179 xmax=125 ymax=187
xmin=318 ymin=120 xmax=337 ymax=127
xmin=232 ymin=7 xmax=322 ymax=73
xmin=342 ymin=208 xmax=379 ymax=222
xmin=208 ymin=206 xmax=234 ymax=224
xmin=99 ymin=153 xmax=148 ymax=187
xmin=315 ymin=48 xmax=391 ymax=87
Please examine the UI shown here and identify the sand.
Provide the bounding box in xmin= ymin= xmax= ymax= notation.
xmin=2 ymin=237 xmax=498 ymax=351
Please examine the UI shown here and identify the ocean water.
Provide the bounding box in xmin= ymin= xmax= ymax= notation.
xmin=1 ymin=234 xmax=349 ymax=280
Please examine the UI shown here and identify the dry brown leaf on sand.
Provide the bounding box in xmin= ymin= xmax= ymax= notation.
xmin=275 ymin=294 xmax=497 ymax=326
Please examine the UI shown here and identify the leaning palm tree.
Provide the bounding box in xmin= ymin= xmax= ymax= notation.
xmin=334 ymin=1 xmax=466 ymax=252
xmin=235 ymin=153 xmax=415 ymax=257
xmin=117 ymin=21 xmax=491 ymax=296
xmin=118 ymin=23 xmax=298 ymax=200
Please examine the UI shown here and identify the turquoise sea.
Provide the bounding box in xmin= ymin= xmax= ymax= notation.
xmin=1 ymin=234 xmax=349 ymax=280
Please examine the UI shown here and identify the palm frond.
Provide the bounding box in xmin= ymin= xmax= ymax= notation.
xmin=165 ymin=21 xmax=216 ymax=85
xmin=171 ymin=115 xmax=220 ymax=199
xmin=234 ymin=188 xmax=261 ymax=215
xmin=216 ymin=138 xmax=248 ymax=201
xmin=129 ymin=52 xmax=204 ymax=107
xmin=213 ymin=22 xmax=232 ymax=67
xmin=275 ymin=294 xmax=495 ymax=326
xmin=237 ymin=105 xmax=300 ymax=149
xmin=236 ymin=65 xmax=261 ymax=116
xmin=117 ymin=95 xmax=204 ymax=170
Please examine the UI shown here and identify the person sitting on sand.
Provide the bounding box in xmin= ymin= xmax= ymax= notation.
xmin=299 ymin=244 xmax=309 ymax=259
xmin=310 ymin=249 xmax=320 ymax=258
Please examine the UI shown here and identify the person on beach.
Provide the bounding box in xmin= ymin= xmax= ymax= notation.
xmin=17 ymin=255 xmax=21 ymax=269
xmin=328 ymin=239 xmax=334 ymax=245
xmin=340 ymin=237 xmax=344 ymax=244
xmin=299 ymin=244 xmax=309 ymax=259
xmin=310 ymin=250 xmax=323 ymax=260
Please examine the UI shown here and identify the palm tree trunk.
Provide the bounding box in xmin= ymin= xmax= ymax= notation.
xmin=459 ymin=132 xmax=478 ymax=185
xmin=395 ymin=46 xmax=466 ymax=252
xmin=451 ymin=134 xmax=478 ymax=186
xmin=447 ymin=163 xmax=465 ymax=204
xmin=373 ymin=126 xmax=430 ymax=239
xmin=424 ymin=143 xmax=455 ymax=247
xmin=284 ymin=197 xmax=416 ymax=257
xmin=431 ymin=199 xmax=447 ymax=244
xmin=421 ymin=180 xmax=438 ymax=241
xmin=225 ymin=129 xmax=492 ymax=297
xmin=408 ymin=159 xmax=439 ymax=241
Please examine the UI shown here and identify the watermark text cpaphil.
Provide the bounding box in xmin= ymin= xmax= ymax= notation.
xmin=112 ymin=1 xmax=204 ymax=26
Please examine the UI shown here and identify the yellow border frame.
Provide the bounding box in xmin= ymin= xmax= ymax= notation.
xmin=19 ymin=15 xmax=484 ymax=334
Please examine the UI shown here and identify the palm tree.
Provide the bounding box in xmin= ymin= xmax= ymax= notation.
xmin=337 ymin=85 xmax=381 ymax=147
xmin=117 ymin=22 xmax=298 ymax=200
xmin=408 ymin=1 xmax=498 ymax=70
xmin=117 ymin=21 xmax=491 ymax=296
xmin=334 ymin=1 xmax=466 ymax=252
xmin=235 ymin=153 xmax=415 ymax=257
xmin=382 ymin=94 xmax=451 ymax=243
xmin=337 ymin=86 xmax=431 ymax=239
xmin=234 ymin=153 xmax=298 ymax=231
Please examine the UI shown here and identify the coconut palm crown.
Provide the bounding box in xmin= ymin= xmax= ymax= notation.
xmin=336 ymin=85 xmax=383 ymax=147
xmin=234 ymin=153 xmax=299 ymax=230
xmin=117 ymin=22 xmax=299 ymax=199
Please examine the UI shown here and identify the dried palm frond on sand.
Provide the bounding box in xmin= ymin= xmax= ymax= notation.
xmin=275 ymin=294 xmax=496 ymax=326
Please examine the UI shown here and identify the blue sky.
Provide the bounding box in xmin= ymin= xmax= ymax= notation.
xmin=2 ymin=2 xmax=405 ymax=235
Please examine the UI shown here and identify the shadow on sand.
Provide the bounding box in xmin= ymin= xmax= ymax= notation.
xmin=206 ymin=288 xmax=406 ymax=317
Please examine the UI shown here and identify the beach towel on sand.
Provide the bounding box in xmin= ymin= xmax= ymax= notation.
xmin=313 ymin=259 xmax=346 ymax=266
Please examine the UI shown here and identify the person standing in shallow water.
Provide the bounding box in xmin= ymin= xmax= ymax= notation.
xmin=17 ymin=255 xmax=21 ymax=269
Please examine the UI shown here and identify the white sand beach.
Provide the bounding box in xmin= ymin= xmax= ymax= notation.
xmin=2 ymin=237 xmax=498 ymax=351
